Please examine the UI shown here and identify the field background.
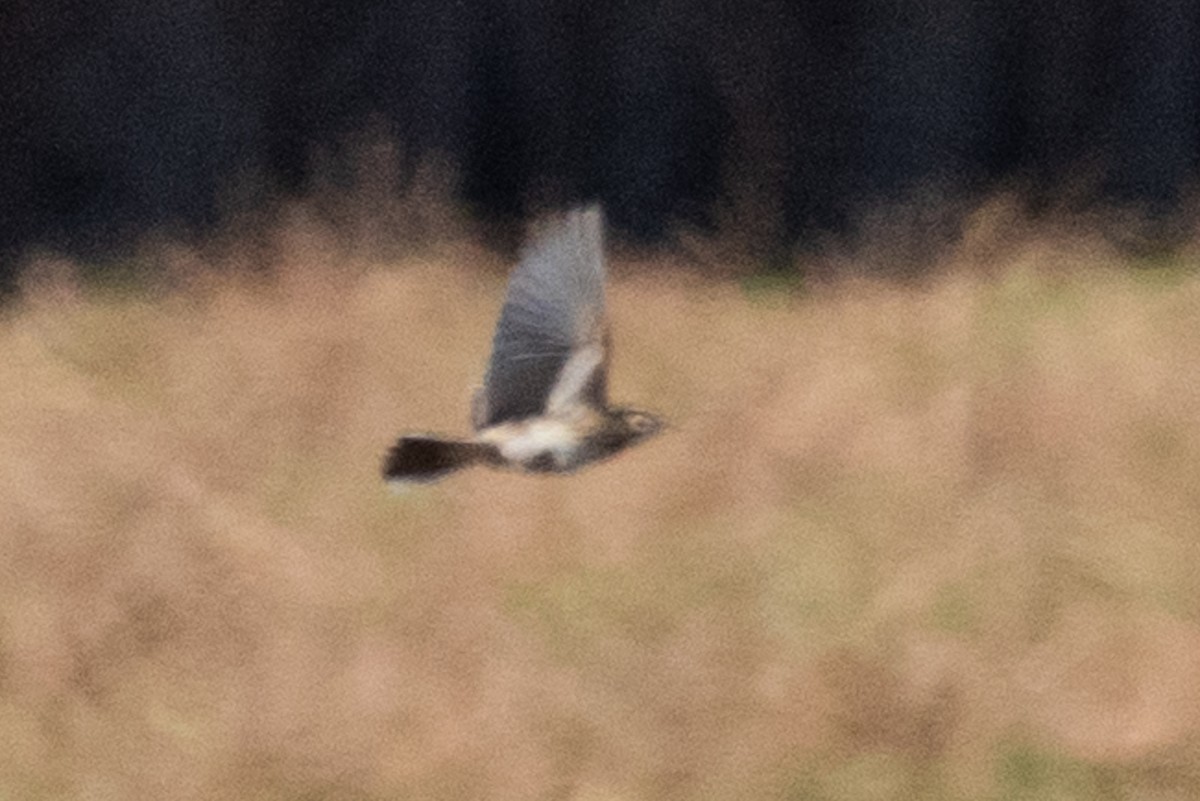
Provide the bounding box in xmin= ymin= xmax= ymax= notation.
xmin=4 ymin=209 xmax=1200 ymax=800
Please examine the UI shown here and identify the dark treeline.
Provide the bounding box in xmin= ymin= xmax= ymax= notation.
xmin=1 ymin=0 xmax=1198 ymax=279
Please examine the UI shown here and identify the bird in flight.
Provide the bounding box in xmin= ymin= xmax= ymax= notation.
xmin=383 ymin=204 xmax=662 ymax=486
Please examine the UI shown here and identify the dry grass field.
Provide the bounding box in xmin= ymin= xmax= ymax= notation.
xmin=4 ymin=211 xmax=1200 ymax=800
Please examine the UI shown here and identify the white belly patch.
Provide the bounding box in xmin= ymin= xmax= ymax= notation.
xmin=479 ymin=418 xmax=582 ymax=467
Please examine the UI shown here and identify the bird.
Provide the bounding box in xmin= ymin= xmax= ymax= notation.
xmin=382 ymin=204 xmax=662 ymax=486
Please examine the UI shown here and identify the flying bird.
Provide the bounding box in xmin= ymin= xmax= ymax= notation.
xmin=383 ymin=204 xmax=662 ymax=486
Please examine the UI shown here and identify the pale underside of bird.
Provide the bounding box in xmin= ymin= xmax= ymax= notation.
xmin=382 ymin=204 xmax=662 ymax=486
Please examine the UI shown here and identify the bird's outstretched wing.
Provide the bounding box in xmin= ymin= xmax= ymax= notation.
xmin=474 ymin=204 xmax=609 ymax=429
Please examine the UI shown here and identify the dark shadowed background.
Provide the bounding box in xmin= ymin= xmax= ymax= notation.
xmin=1 ymin=0 xmax=1198 ymax=275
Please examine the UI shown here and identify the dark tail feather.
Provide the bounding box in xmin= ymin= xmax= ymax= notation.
xmin=382 ymin=436 xmax=496 ymax=485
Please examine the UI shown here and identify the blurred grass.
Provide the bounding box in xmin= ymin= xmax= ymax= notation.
xmin=4 ymin=220 xmax=1200 ymax=800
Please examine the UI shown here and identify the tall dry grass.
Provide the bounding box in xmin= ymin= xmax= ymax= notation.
xmin=4 ymin=210 xmax=1200 ymax=800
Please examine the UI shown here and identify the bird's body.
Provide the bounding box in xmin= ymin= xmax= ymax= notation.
xmin=480 ymin=414 xmax=594 ymax=468
xmin=383 ymin=204 xmax=661 ymax=486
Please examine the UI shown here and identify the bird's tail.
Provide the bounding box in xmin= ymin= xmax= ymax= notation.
xmin=382 ymin=435 xmax=499 ymax=486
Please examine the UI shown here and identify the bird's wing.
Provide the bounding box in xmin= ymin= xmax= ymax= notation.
xmin=475 ymin=204 xmax=609 ymax=429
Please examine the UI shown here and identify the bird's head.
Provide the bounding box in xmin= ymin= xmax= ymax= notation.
xmin=614 ymin=408 xmax=664 ymax=442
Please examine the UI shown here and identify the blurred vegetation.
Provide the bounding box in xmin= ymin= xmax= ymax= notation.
xmin=3 ymin=210 xmax=1200 ymax=799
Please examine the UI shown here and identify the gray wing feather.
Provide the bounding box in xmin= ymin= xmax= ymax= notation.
xmin=476 ymin=204 xmax=609 ymax=428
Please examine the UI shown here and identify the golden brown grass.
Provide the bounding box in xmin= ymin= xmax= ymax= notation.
xmin=5 ymin=215 xmax=1200 ymax=800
